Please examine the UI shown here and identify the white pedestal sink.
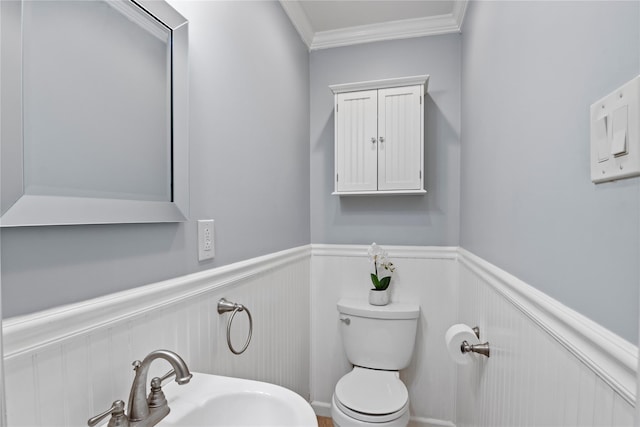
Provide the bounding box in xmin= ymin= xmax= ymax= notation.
xmin=160 ymin=372 xmax=318 ymax=427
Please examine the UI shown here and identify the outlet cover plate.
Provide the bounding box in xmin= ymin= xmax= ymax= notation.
xmin=197 ymin=219 xmax=214 ymax=261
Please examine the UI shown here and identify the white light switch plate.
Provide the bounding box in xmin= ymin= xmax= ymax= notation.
xmin=590 ymin=75 xmax=640 ymax=183
xmin=198 ymin=220 xmax=215 ymax=261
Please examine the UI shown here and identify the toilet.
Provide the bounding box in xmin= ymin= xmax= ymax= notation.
xmin=331 ymin=298 xmax=420 ymax=427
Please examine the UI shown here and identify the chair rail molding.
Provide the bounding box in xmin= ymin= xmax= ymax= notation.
xmin=311 ymin=243 xmax=458 ymax=259
xmin=3 ymin=245 xmax=311 ymax=359
xmin=458 ymin=248 xmax=638 ymax=405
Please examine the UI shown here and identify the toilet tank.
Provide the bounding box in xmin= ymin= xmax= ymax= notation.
xmin=337 ymin=298 xmax=419 ymax=370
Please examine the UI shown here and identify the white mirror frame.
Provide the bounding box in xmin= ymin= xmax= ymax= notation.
xmin=0 ymin=0 xmax=189 ymax=227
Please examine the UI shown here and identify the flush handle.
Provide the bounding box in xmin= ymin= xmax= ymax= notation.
xmin=340 ymin=317 xmax=350 ymax=325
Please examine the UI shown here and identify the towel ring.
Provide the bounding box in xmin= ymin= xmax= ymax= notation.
xmin=217 ymin=298 xmax=253 ymax=355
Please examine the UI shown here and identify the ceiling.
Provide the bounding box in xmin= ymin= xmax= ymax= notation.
xmin=279 ymin=0 xmax=468 ymax=51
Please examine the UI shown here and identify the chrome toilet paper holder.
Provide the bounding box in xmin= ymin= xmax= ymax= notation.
xmin=461 ymin=326 xmax=490 ymax=358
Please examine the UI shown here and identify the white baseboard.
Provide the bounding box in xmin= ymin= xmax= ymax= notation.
xmin=409 ymin=417 xmax=456 ymax=427
xmin=311 ymin=401 xmax=332 ymax=418
xmin=312 ymin=400 xmax=455 ymax=427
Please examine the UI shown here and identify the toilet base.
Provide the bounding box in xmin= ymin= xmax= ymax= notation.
xmin=330 ymin=394 xmax=410 ymax=427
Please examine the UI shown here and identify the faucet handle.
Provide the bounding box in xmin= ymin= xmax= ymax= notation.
xmin=158 ymin=369 xmax=176 ymax=384
xmin=148 ymin=378 xmax=168 ymax=409
xmin=87 ymin=400 xmax=129 ymax=427
xmin=147 ymin=370 xmax=175 ymax=408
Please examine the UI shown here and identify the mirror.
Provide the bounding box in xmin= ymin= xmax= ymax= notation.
xmin=0 ymin=0 xmax=188 ymax=226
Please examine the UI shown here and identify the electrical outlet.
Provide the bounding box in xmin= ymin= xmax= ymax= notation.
xmin=198 ymin=220 xmax=215 ymax=261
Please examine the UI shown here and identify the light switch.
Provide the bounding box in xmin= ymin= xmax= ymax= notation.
xmin=611 ymin=105 xmax=628 ymax=156
xmin=595 ymin=115 xmax=609 ymax=162
xmin=590 ymin=75 xmax=640 ymax=183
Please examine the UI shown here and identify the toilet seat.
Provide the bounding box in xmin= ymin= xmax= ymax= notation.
xmin=333 ymin=393 xmax=409 ymax=424
xmin=334 ymin=367 xmax=409 ymax=423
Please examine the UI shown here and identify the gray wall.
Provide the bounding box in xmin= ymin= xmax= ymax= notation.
xmin=460 ymin=1 xmax=640 ymax=342
xmin=0 ymin=0 xmax=310 ymax=317
xmin=5 ymin=0 xmax=636 ymax=346
xmin=310 ymin=35 xmax=461 ymax=246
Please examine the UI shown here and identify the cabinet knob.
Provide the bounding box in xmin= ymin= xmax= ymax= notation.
xmin=371 ymin=137 xmax=376 ymax=144
xmin=379 ymin=136 xmax=385 ymax=143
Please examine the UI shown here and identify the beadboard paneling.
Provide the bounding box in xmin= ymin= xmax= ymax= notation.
xmin=310 ymin=244 xmax=459 ymax=425
xmin=3 ymin=245 xmax=637 ymax=427
xmin=3 ymin=246 xmax=310 ymax=427
xmin=456 ymin=250 xmax=636 ymax=427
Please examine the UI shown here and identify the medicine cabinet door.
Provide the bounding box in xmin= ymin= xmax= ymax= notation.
xmin=335 ymin=90 xmax=378 ymax=192
xmin=377 ymin=85 xmax=423 ymax=191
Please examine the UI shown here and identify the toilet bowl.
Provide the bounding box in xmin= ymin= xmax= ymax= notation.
xmin=331 ymin=367 xmax=410 ymax=427
xmin=331 ymin=299 xmax=419 ymax=427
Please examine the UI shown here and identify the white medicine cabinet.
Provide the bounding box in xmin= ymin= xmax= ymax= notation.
xmin=330 ymin=75 xmax=429 ymax=196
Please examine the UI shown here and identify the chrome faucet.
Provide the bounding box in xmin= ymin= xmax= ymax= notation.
xmin=127 ymin=349 xmax=192 ymax=426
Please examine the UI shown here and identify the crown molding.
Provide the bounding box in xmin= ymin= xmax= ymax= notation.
xmin=452 ymin=0 xmax=468 ymax=30
xmin=279 ymin=0 xmax=314 ymax=48
xmin=280 ymin=1 xmax=468 ymax=51
xmin=311 ymin=12 xmax=461 ymax=51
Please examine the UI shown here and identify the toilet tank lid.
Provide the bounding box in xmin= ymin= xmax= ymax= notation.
xmin=337 ymin=299 xmax=420 ymax=319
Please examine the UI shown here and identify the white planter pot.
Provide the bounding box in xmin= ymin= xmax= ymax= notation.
xmin=369 ymin=289 xmax=390 ymax=306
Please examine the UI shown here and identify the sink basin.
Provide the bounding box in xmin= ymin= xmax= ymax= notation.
xmin=160 ymin=372 xmax=318 ymax=427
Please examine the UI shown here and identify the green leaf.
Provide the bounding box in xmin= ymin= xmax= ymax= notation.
xmin=370 ymin=273 xmax=380 ymax=288
xmin=379 ymin=276 xmax=391 ymax=290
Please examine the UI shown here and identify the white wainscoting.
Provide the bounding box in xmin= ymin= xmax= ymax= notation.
xmin=2 ymin=244 xmax=637 ymax=427
xmin=310 ymin=244 xmax=459 ymax=427
xmin=2 ymin=246 xmax=310 ymax=427
xmin=456 ymin=249 xmax=636 ymax=427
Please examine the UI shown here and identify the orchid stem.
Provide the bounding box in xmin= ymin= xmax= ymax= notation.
xmin=374 ymin=255 xmax=378 ymax=278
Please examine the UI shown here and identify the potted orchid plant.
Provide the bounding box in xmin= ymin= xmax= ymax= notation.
xmin=367 ymin=243 xmax=395 ymax=306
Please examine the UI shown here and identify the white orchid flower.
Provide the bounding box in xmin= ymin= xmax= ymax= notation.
xmin=383 ymin=261 xmax=395 ymax=273
xmin=367 ymin=242 xmax=382 ymax=264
